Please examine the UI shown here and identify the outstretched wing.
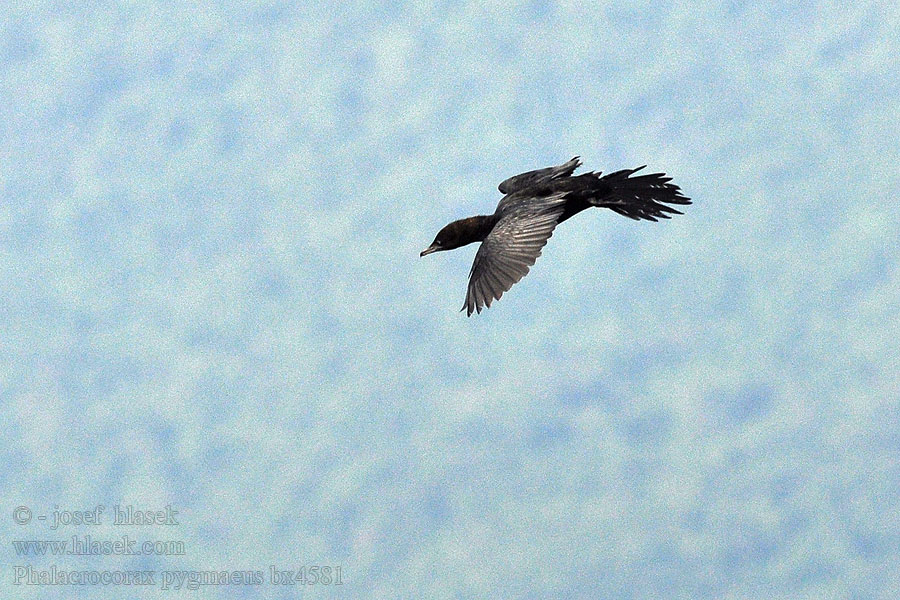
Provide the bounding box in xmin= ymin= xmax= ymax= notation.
xmin=498 ymin=156 xmax=582 ymax=195
xmin=463 ymin=194 xmax=567 ymax=316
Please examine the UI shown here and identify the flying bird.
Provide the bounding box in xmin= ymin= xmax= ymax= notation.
xmin=420 ymin=157 xmax=691 ymax=316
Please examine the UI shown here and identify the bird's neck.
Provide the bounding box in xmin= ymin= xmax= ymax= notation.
xmin=452 ymin=215 xmax=498 ymax=245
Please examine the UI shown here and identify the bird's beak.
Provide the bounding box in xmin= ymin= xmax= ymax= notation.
xmin=420 ymin=244 xmax=439 ymax=257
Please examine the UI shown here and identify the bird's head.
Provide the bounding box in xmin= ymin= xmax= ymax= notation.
xmin=420 ymin=223 xmax=456 ymax=256
xmin=420 ymin=217 xmax=492 ymax=257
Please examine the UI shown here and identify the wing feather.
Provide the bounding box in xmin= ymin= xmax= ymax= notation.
xmin=463 ymin=193 xmax=566 ymax=316
xmin=497 ymin=157 xmax=582 ymax=195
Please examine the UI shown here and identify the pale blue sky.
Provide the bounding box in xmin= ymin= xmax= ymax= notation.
xmin=2 ymin=1 xmax=899 ymax=598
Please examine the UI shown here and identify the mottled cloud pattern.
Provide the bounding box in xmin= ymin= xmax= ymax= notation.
xmin=2 ymin=1 xmax=899 ymax=598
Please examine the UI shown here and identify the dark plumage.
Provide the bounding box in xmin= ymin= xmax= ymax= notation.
xmin=421 ymin=157 xmax=691 ymax=316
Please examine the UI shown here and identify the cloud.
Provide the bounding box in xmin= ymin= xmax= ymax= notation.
xmin=2 ymin=1 xmax=898 ymax=598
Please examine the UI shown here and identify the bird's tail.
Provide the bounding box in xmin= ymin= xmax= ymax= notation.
xmin=595 ymin=166 xmax=691 ymax=222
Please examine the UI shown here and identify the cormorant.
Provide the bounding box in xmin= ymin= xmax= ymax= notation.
xmin=420 ymin=157 xmax=691 ymax=316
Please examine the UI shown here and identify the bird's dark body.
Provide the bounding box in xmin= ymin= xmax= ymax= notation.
xmin=519 ymin=176 xmax=610 ymax=225
xmin=421 ymin=157 xmax=691 ymax=316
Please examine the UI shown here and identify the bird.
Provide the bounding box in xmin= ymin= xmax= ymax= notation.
xmin=420 ymin=157 xmax=691 ymax=316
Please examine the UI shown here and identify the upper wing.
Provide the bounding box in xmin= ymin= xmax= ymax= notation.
xmin=497 ymin=156 xmax=582 ymax=195
xmin=463 ymin=194 xmax=567 ymax=316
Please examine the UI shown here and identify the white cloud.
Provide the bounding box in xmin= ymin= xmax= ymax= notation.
xmin=2 ymin=1 xmax=899 ymax=598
